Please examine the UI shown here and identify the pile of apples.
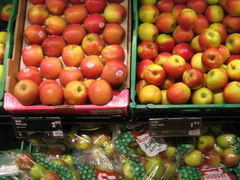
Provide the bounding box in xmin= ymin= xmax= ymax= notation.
xmin=13 ymin=0 xmax=128 ymax=106
xmin=137 ymin=0 xmax=240 ymax=105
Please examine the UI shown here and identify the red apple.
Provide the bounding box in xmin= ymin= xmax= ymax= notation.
xmin=187 ymin=0 xmax=207 ymax=14
xmin=160 ymin=77 xmax=175 ymax=89
xmin=101 ymin=44 xmax=125 ymax=64
xmin=29 ymin=0 xmax=45 ymax=4
xmin=88 ymin=80 xmax=112 ymax=105
xmin=226 ymin=55 xmax=240 ymax=64
xmin=42 ymin=35 xmax=66 ymax=57
xmin=63 ymin=24 xmax=86 ymax=45
xmin=103 ymin=3 xmax=126 ymax=24
xmin=138 ymin=85 xmax=161 ymax=104
xmin=62 ymin=45 xmax=85 ymax=67
xmin=218 ymin=45 xmax=230 ymax=63
xmin=17 ymin=66 xmax=42 ymax=85
xmin=205 ymin=150 xmax=221 ymax=167
xmin=28 ymin=5 xmax=49 ymax=25
xmin=156 ymin=34 xmax=175 ymax=52
xmin=136 ymin=80 xmax=148 ymax=95
xmin=221 ymin=148 xmax=240 ymax=167
xmin=39 ymin=81 xmax=63 ymax=105
xmin=22 ymin=45 xmax=44 ymax=67
xmin=220 ymin=0 xmax=228 ymax=10
xmin=173 ymin=26 xmax=194 ymax=44
xmin=40 ymin=57 xmax=63 ymax=79
xmin=142 ymin=64 xmax=165 ymax=85
xmin=24 ymin=25 xmax=46 ymax=45
xmin=80 ymin=55 xmax=104 ymax=79
xmin=14 ymin=80 xmax=39 ymax=105
xmin=108 ymin=0 xmax=124 ymax=2
xmin=199 ymin=28 xmax=221 ymax=49
xmin=64 ymin=81 xmax=88 ymax=105
xmin=64 ymin=4 xmax=88 ymax=24
xmin=171 ymin=4 xmax=187 ymax=18
xmin=138 ymin=41 xmax=158 ymax=60
xmin=102 ymin=23 xmax=125 ymax=44
xmin=202 ymin=48 xmax=223 ymax=70
xmin=194 ymin=14 xmax=209 ymax=35
xmin=182 ymin=68 xmax=204 ymax=89
xmin=225 ymin=33 xmax=240 ymax=54
xmin=0 ymin=44 xmax=4 ymax=64
xmin=84 ymin=13 xmax=106 ymax=34
xmin=45 ymin=0 xmax=68 ymax=15
xmin=59 ymin=67 xmax=83 ymax=87
xmin=167 ymin=82 xmax=191 ymax=104
xmin=85 ymin=0 xmax=107 ymax=14
xmin=44 ymin=15 xmax=66 ymax=35
xmin=1 ymin=4 xmax=12 ymax=21
xmin=155 ymin=13 xmax=176 ymax=33
xmin=209 ymin=23 xmax=227 ymax=43
xmin=223 ymin=15 xmax=240 ymax=34
xmin=191 ymin=52 xmax=207 ymax=73
xmin=206 ymin=68 xmax=228 ymax=91
xmin=205 ymin=5 xmax=224 ymax=23
xmin=226 ymin=0 xmax=240 ymax=17
xmin=16 ymin=152 xmax=35 ymax=171
xmin=82 ymin=33 xmax=105 ymax=55
xmin=164 ymin=55 xmax=186 ymax=79
xmin=41 ymin=171 xmax=61 ymax=180
xmin=178 ymin=8 xmax=197 ymax=30
xmin=69 ymin=0 xmax=83 ymax=3
xmin=154 ymin=52 xmax=171 ymax=66
xmin=101 ymin=60 xmax=128 ymax=86
xmin=173 ymin=0 xmax=187 ymax=3
xmin=227 ymin=60 xmax=240 ymax=81
xmin=191 ymin=36 xmax=203 ymax=52
xmin=157 ymin=0 xmax=174 ymax=13
xmin=138 ymin=23 xmax=159 ymax=41
xmin=172 ymin=43 xmax=194 ymax=61
xmin=224 ymin=81 xmax=240 ymax=103
xmin=137 ymin=59 xmax=154 ymax=79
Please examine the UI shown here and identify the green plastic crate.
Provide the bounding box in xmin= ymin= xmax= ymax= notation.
xmin=0 ymin=0 xmax=18 ymax=102
xmin=130 ymin=1 xmax=240 ymax=116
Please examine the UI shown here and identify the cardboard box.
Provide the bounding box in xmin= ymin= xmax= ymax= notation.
xmin=4 ymin=0 xmax=131 ymax=115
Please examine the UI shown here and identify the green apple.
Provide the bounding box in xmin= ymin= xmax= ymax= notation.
xmin=162 ymin=160 xmax=177 ymax=180
xmin=138 ymin=23 xmax=159 ymax=41
xmin=74 ymin=134 xmax=92 ymax=151
xmin=52 ymin=159 xmax=68 ymax=167
xmin=216 ymin=134 xmax=236 ymax=148
xmin=141 ymin=0 xmax=157 ymax=5
xmin=139 ymin=4 xmax=159 ymax=23
xmin=91 ymin=133 xmax=110 ymax=147
xmin=164 ymin=146 xmax=176 ymax=159
xmin=198 ymin=135 xmax=215 ymax=152
xmin=213 ymin=91 xmax=225 ymax=104
xmin=0 ymin=31 xmax=7 ymax=45
xmin=192 ymin=87 xmax=213 ymax=104
xmin=184 ymin=150 xmax=203 ymax=167
xmin=103 ymin=141 xmax=116 ymax=156
xmin=29 ymin=163 xmax=46 ymax=179
xmin=145 ymin=157 xmax=165 ymax=179
xmin=123 ymin=161 xmax=133 ymax=179
xmin=61 ymin=154 xmax=74 ymax=166
xmin=207 ymin=0 xmax=220 ymax=4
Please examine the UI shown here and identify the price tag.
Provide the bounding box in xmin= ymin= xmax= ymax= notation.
xmin=149 ymin=117 xmax=202 ymax=137
xmin=12 ymin=117 xmax=63 ymax=139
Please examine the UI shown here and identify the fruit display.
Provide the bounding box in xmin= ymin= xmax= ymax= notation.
xmin=135 ymin=0 xmax=240 ymax=105
xmin=0 ymin=124 xmax=235 ymax=180
xmin=7 ymin=0 xmax=130 ymax=111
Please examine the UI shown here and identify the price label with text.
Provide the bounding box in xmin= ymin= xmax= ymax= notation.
xmin=149 ymin=117 xmax=202 ymax=137
xmin=12 ymin=117 xmax=63 ymax=139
